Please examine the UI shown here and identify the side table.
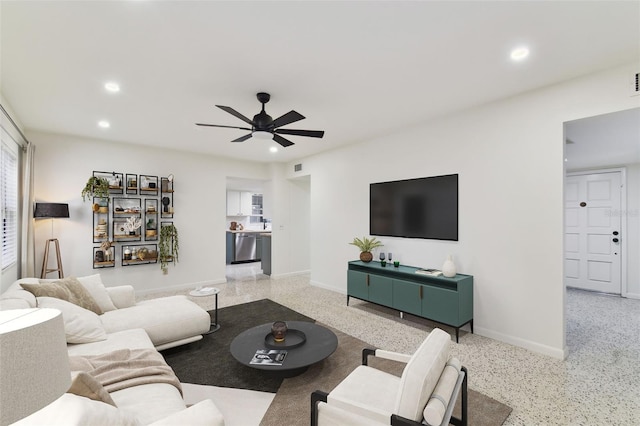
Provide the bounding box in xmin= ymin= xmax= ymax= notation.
xmin=189 ymin=287 xmax=220 ymax=334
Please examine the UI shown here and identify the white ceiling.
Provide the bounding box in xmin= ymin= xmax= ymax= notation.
xmin=1 ymin=1 xmax=639 ymax=164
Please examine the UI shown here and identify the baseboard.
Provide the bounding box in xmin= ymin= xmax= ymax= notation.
xmin=310 ymin=280 xmax=346 ymax=294
xmin=135 ymin=278 xmax=227 ymax=297
xmin=270 ymin=269 xmax=310 ymax=279
xmin=474 ymin=326 xmax=566 ymax=360
xmin=622 ymin=292 xmax=640 ymax=300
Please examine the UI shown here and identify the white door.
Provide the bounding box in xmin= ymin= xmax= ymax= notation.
xmin=564 ymin=171 xmax=622 ymax=293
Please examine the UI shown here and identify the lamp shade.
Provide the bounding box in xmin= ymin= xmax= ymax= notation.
xmin=0 ymin=308 xmax=71 ymax=425
xmin=34 ymin=203 xmax=69 ymax=219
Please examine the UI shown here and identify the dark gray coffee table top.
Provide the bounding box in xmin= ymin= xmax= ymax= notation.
xmin=230 ymin=321 xmax=338 ymax=372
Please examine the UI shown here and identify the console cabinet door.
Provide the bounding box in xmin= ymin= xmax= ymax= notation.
xmin=392 ymin=279 xmax=422 ymax=316
xmin=422 ymin=285 xmax=459 ymax=326
xmin=348 ymin=270 xmax=369 ymax=301
xmin=368 ymin=275 xmax=393 ymax=306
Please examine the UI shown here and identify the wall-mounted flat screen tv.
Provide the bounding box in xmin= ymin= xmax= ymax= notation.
xmin=370 ymin=174 xmax=458 ymax=241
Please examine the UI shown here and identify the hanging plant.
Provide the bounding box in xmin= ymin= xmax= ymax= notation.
xmin=81 ymin=176 xmax=110 ymax=202
xmin=159 ymin=224 xmax=179 ymax=273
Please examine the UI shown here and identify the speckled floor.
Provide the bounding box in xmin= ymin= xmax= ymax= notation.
xmin=145 ymin=263 xmax=640 ymax=425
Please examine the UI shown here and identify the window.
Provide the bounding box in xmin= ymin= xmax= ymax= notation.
xmin=1 ymin=140 xmax=18 ymax=269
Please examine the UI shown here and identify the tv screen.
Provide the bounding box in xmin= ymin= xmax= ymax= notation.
xmin=369 ymin=174 xmax=458 ymax=241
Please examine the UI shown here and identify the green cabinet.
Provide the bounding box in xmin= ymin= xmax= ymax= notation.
xmin=347 ymin=261 xmax=474 ymax=342
xmin=347 ymin=270 xmax=393 ymax=306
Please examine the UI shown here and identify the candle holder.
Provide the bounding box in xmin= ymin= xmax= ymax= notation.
xmin=271 ymin=321 xmax=288 ymax=342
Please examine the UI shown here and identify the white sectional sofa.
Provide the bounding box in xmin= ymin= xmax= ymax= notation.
xmin=0 ymin=275 xmax=224 ymax=425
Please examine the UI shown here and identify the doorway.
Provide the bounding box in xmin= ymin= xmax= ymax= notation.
xmin=564 ymin=169 xmax=625 ymax=294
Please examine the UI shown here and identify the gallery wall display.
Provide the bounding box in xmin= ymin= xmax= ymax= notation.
xmin=91 ymin=171 xmax=174 ymax=269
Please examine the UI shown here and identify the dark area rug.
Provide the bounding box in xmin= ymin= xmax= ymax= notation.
xmin=161 ymin=298 xmax=314 ymax=393
xmin=162 ymin=299 xmax=512 ymax=425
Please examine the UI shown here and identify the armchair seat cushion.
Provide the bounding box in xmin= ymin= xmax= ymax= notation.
xmin=327 ymin=365 xmax=400 ymax=424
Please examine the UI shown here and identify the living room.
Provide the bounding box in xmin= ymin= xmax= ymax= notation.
xmin=1 ymin=1 xmax=639 ymax=425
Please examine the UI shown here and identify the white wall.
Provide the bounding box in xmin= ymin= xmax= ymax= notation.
xmin=291 ymin=63 xmax=640 ymax=359
xmin=266 ymin=164 xmax=311 ymax=277
xmin=625 ymin=164 xmax=640 ymax=298
xmin=27 ymin=131 xmax=270 ymax=294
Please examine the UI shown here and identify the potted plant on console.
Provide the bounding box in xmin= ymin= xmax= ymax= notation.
xmin=349 ymin=236 xmax=383 ymax=263
xmin=159 ymin=224 xmax=179 ymax=273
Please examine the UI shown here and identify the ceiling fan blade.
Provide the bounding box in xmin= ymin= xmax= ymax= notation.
xmin=216 ymin=105 xmax=254 ymax=125
xmin=275 ymin=128 xmax=325 ymax=138
xmin=273 ymin=133 xmax=295 ymax=147
xmin=271 ymin=110 xmax=305 ymax=129
xmin=231 ymin=134 xmax=253 ymax=143
xmin=196 ymin=123 xmax=252 ymax=131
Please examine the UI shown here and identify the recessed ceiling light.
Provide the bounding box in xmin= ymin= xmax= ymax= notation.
xmin=269 ymin=147 xmax=278 ymax=153
xmin=510 ymin=47 xmax=529 ymax=61
xmin=104 ymin=82 xmax=120 ymax=92
xmin=98 ymin=120 xmax=110 ymax=128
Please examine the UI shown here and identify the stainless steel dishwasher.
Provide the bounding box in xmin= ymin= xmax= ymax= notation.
xmin=234 ymin=233 xmax=257 ymax=262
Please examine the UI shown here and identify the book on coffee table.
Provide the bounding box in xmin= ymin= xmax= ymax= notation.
xmin=250 ymin=349 xmax=288 ymax=366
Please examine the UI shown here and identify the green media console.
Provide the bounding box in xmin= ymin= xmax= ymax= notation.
xmin=347 ymin=260 xmax=473 ymax=342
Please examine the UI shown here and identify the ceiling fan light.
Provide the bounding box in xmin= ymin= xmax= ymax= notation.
xmin=252 ymin=131 xmax=273 ymax=140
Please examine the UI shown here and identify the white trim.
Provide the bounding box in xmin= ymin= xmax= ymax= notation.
xmin=566 ymin=167 xmax=628 ymax=297
xmin=474 ymin=326 xmax=567 ymax=360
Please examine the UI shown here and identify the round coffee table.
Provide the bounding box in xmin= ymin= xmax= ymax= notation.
xmin=230 ymin=321 xmax=338 ymax=377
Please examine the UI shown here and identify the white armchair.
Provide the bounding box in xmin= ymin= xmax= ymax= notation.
xmin=311 ymin=328 xmax=467 ymax=426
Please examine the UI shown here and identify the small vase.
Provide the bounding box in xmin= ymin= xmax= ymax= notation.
xmin=360 ymin=252 xmax=373 ymax=262
xmin=442 ymin=255 xmax=456 ymax=278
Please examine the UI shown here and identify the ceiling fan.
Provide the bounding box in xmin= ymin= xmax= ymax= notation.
xmin=196 ymin=92 xmax=325 ymax=147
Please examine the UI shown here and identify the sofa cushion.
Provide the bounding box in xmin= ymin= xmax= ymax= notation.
xmin=36 ymin=297 xmax=107 ymax=344
xmin=76 ymin=274 xmax=117 ymax=312
xmin=1 ymin=278 xmax=39 ymax=308
xmin=100 ymin=295 xmax=210 ymax=347
xmin=394 ymin=328 xmax=451 ymax=421
xmin=12 ymin=393 xmax=141 ymax=426
xmin=21 ymin=277 xmax=103 ymax=314
xmin=67 ymin=329 xmax=154 ymax=357
xmin=68 ymin=372 xmax=116 ymax=406
xmin=111 ymin=383 xmax=187 ymax=425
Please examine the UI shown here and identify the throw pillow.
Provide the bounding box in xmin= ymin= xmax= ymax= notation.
xmin=68 ymin=372 xmax=116 ymax=406
xmin=21 ymin=276 xmax=104 ymax=315
xmin=36 ymin=297 xmax=107 ymax=344
xmin=76 ymin=274 xmax=117 ymax=312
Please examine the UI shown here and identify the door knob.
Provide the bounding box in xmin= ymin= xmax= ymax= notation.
xmin=613 ymin=231 xmax=619 ymax=236
xmin=612 ymin=238 xmax=619 ymax=243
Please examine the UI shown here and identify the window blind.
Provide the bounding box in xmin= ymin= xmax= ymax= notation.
xmin=1 ymin=142 xmax=18 ymax=269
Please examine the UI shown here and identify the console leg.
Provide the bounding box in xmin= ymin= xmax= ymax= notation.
xmin=400 ymin=311 xmax=404 ymax=319
xmin=347 ymin=295 xmax=350 ymax=306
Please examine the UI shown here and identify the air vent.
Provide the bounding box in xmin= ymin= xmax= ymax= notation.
xmin=294 ymin=163 xmax=302 ymax=172
xmin=633 ymin=72 xmax=639 ymax=96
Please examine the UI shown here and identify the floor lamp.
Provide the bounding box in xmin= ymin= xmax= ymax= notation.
xmin=34 ymin=202 xmax=69 ymax=279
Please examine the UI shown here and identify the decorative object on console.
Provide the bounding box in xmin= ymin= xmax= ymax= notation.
xmin=0 ymin=308 xmax=71 ymax=425
xmin=34 ymin=202 xmax=70 ymax=279
xmin=81 ymin=176 xmax=110 ymax=202
xmin=349 ymin=236 xmax=384 ymax=263
xmin=271 ymin=321 xmax=288 ymax=342
xmin=442 ymin=254 xmax=457 ymax=278
xmin=159 ymin=223 xmax=179 ymax=273
xmin=123 ymin=216 xmax=142 ymax=235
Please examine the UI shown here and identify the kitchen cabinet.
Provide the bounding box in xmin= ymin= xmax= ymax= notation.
xmin=226 ymin=191 xmax=253 ymax=216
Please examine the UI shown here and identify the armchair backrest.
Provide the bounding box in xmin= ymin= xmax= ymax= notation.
xmin=394 ymin=328 xmax=451 ymax=422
